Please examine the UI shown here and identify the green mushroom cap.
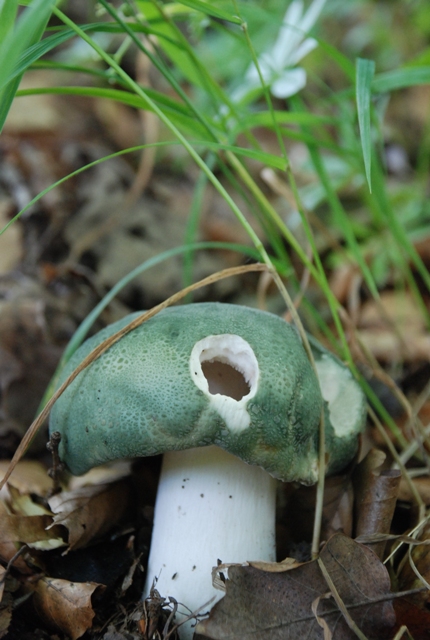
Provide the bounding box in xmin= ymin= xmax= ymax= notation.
xmin=49 ymin=303 xmax=366 ymax=482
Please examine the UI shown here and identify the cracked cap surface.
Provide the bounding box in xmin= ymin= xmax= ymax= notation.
xmin=50 ymin=303 xmax=365 ymax=481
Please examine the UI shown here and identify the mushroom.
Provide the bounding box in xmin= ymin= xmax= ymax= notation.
xmin=49 ymin=303 xmax=366 ymax=638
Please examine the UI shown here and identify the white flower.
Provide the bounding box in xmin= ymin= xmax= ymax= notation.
xmin=233 ymin=0 xmax=327 ymax=102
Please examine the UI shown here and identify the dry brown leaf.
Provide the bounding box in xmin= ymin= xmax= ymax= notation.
xmin=7 ymin=484 xmax=52 ymax=517
xmin=359 ymin=292 xmax=425 ymax=333
xmin=197 ymin=533 xmax=395 ymax=640
xmin=0 ymin=501 xmax=30 ymax=572
xmin=0 ymin=500 xmax=65 ymax=551
xmin=312 ymin=593 xmax=334 ymax=640
xmin=64 ymin=166 xmax=245 ymax=307
xmin=4 ymin=513 xmax=53 ymax=541
xmin=352 ymin=449 xmax=401 ymax=558
xmin=328 ymin=262 xmax=362 ymax=313
xmin=357 ymin=328 xmax=430 ymax=362
xmin=0 ymin=294 xmax=62 ymax=444
xmin=357 ymin=292 xmax=430 ymax=362
xmin=33 ymin=577 xmax=103 ymax=640
xmin=247 ymin=557 xmax=299 ymax=573
xmin=398 ymin=475 xmax=430 ymax=505
xmin=48 ymin=479 xmax=131 ymax=551
xmin=0 ymin=485 xmax=65 ymax=552
xmin=0 ymin=567 xmax=20 ymax=638
xmin=0 ymin=461 xmax=53 ymax=501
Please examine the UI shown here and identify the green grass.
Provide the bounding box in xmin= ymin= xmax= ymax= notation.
xmin=1 ymin=1 xmax=430 ymax=625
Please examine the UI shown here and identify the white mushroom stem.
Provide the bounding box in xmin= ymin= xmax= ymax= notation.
xmin=144 ymin=445 xmax=277 ymax=639
xmin=144 ymin=334 xmax=277 ymax=638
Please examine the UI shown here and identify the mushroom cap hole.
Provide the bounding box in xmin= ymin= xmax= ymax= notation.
xmin=189 ymin=334 xmax=259 ymax=403
xmin=201 ymin=360 xmax=251 ymax=400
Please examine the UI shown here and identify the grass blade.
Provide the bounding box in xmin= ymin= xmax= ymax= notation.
xmin=164 ymin=0 xmax=242 ymax=25
xmin=356 ymin=57 xmax=375 ymax=192
xmin=0 ymin=0 xmax=55 ymax=132
xmin=373 ymin=65 xmax=430 ymax=93
xmin=0 ymin=0 xmax=55 ymax=93
xmin=0 ymin=0 xmax=19 ymax=42
xmin=16 ymin=86 xmax=210 ymax=138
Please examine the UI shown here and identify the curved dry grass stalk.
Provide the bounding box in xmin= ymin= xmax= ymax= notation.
xmin=0 ymin=263 xmax=269 ymax=491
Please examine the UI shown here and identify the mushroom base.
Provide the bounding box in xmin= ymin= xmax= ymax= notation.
xmin=144 ymin=445 xmax=277 ymax=639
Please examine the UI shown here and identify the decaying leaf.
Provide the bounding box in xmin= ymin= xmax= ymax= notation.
xmin=0 ymin=505 xmax=30 ymax=573
xmin=357 ymin=292 xmax=430 ymax=362
xmin=0 ymin=509 xmax=61 ymax=549
xmin=247 ymin=557 xmax=299 ymax=573
xmin=7 ymin=484 xmax=51 ymax=518
xmin=0 ymin=570 xmax=20 ymax=638
xmin=196 ymin=533 xmax=396 ymax=640
xmin=48 ymin=479 xmax=131 ymax=551
xmin=33 ymin=576 xmax=103 ymax=640
xmin=0 ymin=499 xmax=65 ymax=558
xmin=312 ymin=592 xmax=334 ymax=640
xmin=398 ymin=474 xmax=430 ymax=505
xmin=357 ymin=329 xmax=430 ymax=362
xmin=0 ymin=460 xmax=53 ymax=500
xmin=0 ymin=292 xmax=62 ymax=446
xmin=353 ymin=449 xmax=401 ymax=558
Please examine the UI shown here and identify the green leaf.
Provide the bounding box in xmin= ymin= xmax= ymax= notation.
xmin=166 ymin=0 xmax=242 ymax=24
xmin=0 ymin=76 xmax=21 ymax=134
xmin=237 ymin=110 xmax=337 ymax=129
xmin=17 ymin=85 xmax=190 ymax=117
xmin=0 ymin=0 xmax=55 ymax=133
xmin=10 ymin=23 xmax=150 ymax=84
xmin=198 ymin=142 xmax=287 ymax=170
xmin=372 ymin=65 xmax=430 ymax=93
xmin=0 ymin=0 xmax=19 ymax=42
xmin=16 ymin=86 xmax=212 ymax=139
xmin=356 ymin=57 xmax=375 ymax=193
xmin=0 ymin=0 xmax=55 ymax=93
xmin=10 ymin=21 xmax=182 ymax=87
xmin=232 ymin=111 xmax=346 ymax=154
xmin=137 ymin=1 xmax=207 ymax=88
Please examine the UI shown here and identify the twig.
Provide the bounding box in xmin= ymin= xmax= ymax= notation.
xmin=46 ymin=430 xmax=64 ymax=496
xmin=0 ymin=545 xmax=29 ymax=584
